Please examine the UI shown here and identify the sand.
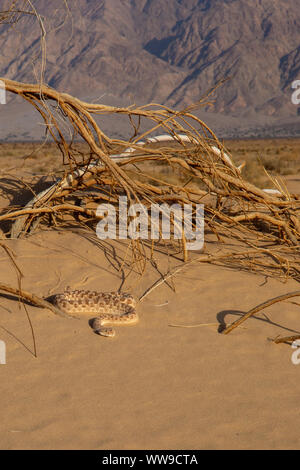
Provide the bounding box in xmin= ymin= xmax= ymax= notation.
xmin=0 ymin=175 xmax=300 ymax=450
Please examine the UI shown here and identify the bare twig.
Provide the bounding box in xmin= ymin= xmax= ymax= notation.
xmin=0 ymin=282 xmax=72 ymax=319
xmin=222 ymin=291 xmax=300 ymax=335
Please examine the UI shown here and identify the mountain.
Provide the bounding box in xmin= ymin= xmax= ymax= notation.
xmin=0 ymin=0 xmax=300 ymax=139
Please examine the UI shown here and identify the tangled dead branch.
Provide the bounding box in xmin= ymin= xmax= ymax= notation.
xmin=0 ymin=0 xmax=34 ymax=25
xmin=1 ymin=77 xmax=300 ymax=284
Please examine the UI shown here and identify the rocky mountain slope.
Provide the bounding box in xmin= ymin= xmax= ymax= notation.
xmin=0 ymin=0 xmax=300 ymax=139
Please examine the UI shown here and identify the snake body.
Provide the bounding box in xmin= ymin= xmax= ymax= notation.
xmin=52 ymin=288 xmax=137 ymax=337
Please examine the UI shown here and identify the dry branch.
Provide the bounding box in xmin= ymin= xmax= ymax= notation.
xmin=0 ymin=282 xmax=72 ymax=318
xmin=1 ymin=77 xmax=300 ymax=283
xmin=222 ymin=290 xmax=300 ymax=334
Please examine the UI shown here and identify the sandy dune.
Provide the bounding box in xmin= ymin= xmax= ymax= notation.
xmin=0 ymin=219 xmax=300 ymax=450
